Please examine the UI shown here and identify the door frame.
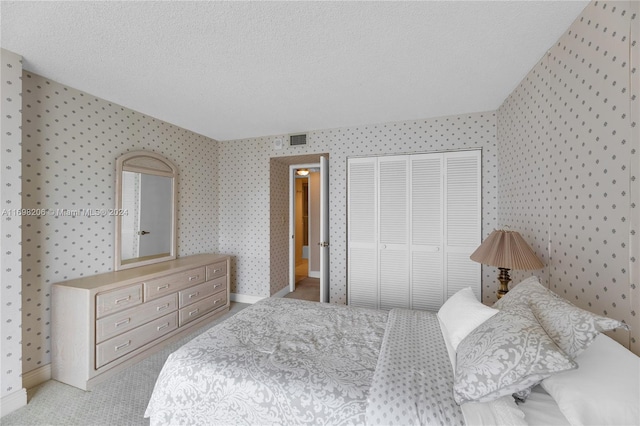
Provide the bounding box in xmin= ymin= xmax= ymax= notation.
xmin=289 ymin=162 xmax=329 ymax=300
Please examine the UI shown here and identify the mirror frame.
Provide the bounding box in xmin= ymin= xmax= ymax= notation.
xmin=114 ymin=151 xmax=178 ymax=271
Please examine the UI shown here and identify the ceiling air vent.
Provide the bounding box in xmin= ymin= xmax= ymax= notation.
xmin=289 ymin=134 xmax=307 ymax=146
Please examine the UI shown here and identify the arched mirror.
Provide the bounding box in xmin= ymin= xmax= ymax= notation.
xmin=115 ymin=151 xmax=177 ymax=271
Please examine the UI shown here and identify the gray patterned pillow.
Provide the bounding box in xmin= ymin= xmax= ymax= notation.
xmin=529 ymin=293 xmax=628 ymax=359
xmin=492 ymin=275 xmax=627 ymax=359
xmin=492 ymin=275 xmax=547 ymax=310
xmin=453 ymin=308 xmax=577 ymax=405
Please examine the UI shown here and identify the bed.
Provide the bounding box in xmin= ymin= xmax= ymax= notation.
xmin=145 ymin=277 xmax=639 ymax=426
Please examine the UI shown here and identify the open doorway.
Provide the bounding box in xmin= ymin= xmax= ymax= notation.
xmin=287 ymin=156 xmax=329 ymax=303
xmin=288 ymin=164 xmax=321 ymax=302
xmin=268 ymin=154 xmax=329 ymax=302
xmin=294 ymin=174 xmax=311 ymax=281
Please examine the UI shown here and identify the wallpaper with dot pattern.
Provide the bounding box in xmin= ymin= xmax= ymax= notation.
xmin=631 ymin=0 xmax=640 ymax=357
xmin=9 ymin=0 xmax=637 ymax=383
xmin=20 ymin=72 xmax=219 ymax=373
xmin=497 ymin=0 xmax=639 ymax=352
xmin=219 ymin=112 xmax=498 ymax=303
xmin=218 ymin=140 xmax=333 ymax=297
xmin=269 ymin=157 xmax=290 ymax=296
xmin=1 ymin=49 xmax=24 ymax=398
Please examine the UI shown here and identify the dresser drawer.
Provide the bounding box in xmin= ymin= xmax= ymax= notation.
xmin=209 ymin=275 xmax=226 ymax=294
xmin=96 ymin=293 xmax=178 ymax=344
xmin=206 ymin=261 xmax=227 ymax=280
xmin=96 ymin=312 xmax=177 ymax=369
xmin=96 ymin=284 xmax=143 ymax=318
xmin=178 ymin=282 xmax=211 ymax=308
xmin=179 ymin=292 xmax=227 ymax=327
xmin=143 ymin=267 xmax=206 ymax=301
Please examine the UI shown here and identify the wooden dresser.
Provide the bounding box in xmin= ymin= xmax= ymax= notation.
xmin=52 ymin=253 xmax=230 ymax=390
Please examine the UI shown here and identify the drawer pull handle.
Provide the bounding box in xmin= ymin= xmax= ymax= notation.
xmin=157 ymin=284 xmax=170 ymax=291
xmin=115 ymin=318 xmax=130 ymax=327
xmin=115 ymin=341 xmax=131 ymax=351
xmin=213 ymin=299 xmax=220 ymax=305
xmin=188 ymin=275 xmax=199 ymax=281
xmin=115 ymin=295 xmax=131 ymax=304
xmin=189 ymin=308 xmax=199 ymax=317
xmin=212 ymin=269 xmax=221 ymax=273
xmin=213 ymin=283 xmax=222 ymax=289
xmin=157 ymin=303 xmax=170 ymax=311
xmin=188 ymin=292 xmax=200 ymax=299
xmin=157 ymin=323 xmax=170 ymax=331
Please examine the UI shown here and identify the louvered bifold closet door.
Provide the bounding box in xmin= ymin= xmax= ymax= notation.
xmin=348 ymin=151 xmax=481 ymax=310
xmin=410 ymin=154 xmax=444 ymax=311
xmin=378 ymin=156 xmax=409 ymax=310
xmin=444 ymin=151 xmax=481 ymax=300
xmin=347 ymin=158 xmax=378 ymax=308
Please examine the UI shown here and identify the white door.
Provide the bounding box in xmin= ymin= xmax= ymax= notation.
xmin=410 ymin=154 xmax=444 ymax=310
xmin=347 ymin=150 xmax=481 ymax=310
xmin=347 ymin=157 xmax=378 ymax=308
xmin=377 ymin=156 xmax=409 ymax=310
xmin=319 ymin=156 xmax=330 ymax=303
xmin=444 ymin=151 xmax=482 ymax=299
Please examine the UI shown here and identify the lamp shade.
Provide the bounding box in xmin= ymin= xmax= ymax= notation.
xmin=470 ymin=229 xmax=544 ymax=270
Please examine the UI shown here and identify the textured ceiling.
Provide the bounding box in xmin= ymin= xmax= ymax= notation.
xmin=1 ymin=1 xmax=588 ymax=141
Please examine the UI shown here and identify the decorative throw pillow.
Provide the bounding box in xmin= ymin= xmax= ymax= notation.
xmin=492 ymin=275 xmax=546 ymax=311
xmin=453 ymin=308 xmax=577 ymax=405
xmin=529 ymin=293 xmax=628 ymax=359
xmin=437 ymin=287 xmax=499 ymax=350
xmin=492 ymin=274 xmax=627 ymax=359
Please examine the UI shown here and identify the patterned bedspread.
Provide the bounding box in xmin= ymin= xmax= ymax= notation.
xmin=144 ymin=297 xmax=388 ymax=425
xmin=366 ymin=309 xmax=465 ymax=425
xmin=145 ymin=299 xmax=473 ymax=425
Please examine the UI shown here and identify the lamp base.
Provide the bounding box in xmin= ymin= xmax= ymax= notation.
xmin=497 ymin=267 xmax=512 ymax=299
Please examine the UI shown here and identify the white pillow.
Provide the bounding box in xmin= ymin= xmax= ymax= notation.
xmin=438 ymin=317 xmax=457 ymax=370
xmin=437 ymin=287 xmax=498 ymax=350
xmin=541 ymin=334 xmax=640 ymax=426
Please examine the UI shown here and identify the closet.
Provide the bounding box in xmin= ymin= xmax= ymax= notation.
xmin=347 ymin=150 xmax=481 ymax=311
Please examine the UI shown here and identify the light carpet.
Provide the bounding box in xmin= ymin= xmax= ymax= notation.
xmin=2 ymin=303 xmax=249 ymax=426
xmin=284 ymin=277 xmax=320 ymax=302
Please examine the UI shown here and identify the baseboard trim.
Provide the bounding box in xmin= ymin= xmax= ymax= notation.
xmin=308 ymin=271 xmax=320 ymax=278
xmin=22 ymin=364 xmax=51 ymax=390
xmin=1 ymin=388 xmax=27 ymax=417
xmin=230 ymin=293 xmax=265 ymax=304
xmin=271 ymin=286 xmax=291 ymax=298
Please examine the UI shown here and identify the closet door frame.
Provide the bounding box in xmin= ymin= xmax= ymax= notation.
xmin=347 ymin=149 xmax=482 ymax=309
